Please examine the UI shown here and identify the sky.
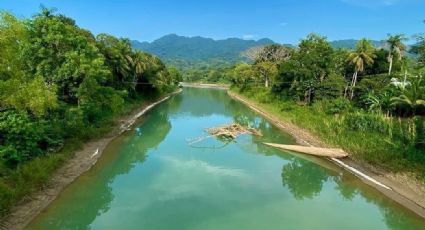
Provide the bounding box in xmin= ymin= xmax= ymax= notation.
xmin=1 ymin=0 xmax=424 ymax=44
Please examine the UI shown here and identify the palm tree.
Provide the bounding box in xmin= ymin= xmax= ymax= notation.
xmin=386 ymin=34 xmax=407 ymax=76
xmin=391 ymin=76 xmax=425 ymax=116
xmin=126 ymin=51 xmax=147 ymax=90
xmin=348 ymin=39 xmax=376 ymax=99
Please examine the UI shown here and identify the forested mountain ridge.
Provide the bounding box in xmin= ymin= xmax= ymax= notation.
xmin=131 ymin=34 xmax=386 ymax=64
xmin=130 ymin=34 xmax=277 ymax=63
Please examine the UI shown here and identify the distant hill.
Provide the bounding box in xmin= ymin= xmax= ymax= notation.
xmin=131 ymin=34 xmax=276 ymax=64
xmin=131 ymin=35 xmax=394 ymax=68
xmin=330 ymin=39 xmax=385 ymax=49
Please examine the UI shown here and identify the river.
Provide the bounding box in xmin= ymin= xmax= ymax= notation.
xmin=27 ymin=87 xmax=425 ymax=229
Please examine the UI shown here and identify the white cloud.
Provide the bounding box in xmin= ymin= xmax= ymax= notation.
xmin=242 ymin=34 xmax=255 ymax=40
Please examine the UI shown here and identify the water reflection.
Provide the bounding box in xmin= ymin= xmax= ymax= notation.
xmin=28 ymin=100 xmax=175 ymax=230
xmin=229 ymin=104 xmax=425 ymax=229
xmin=28 ymin=88 xmax=425 ymax=230
xmin=281 ymin=159 xmax=328 ymax=200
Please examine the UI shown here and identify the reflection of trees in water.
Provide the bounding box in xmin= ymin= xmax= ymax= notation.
xmin=227 ymin=90 xmax=425 ymax=229
xmin=33 ymin=105 xmax=174 ymax=229
xmin=279 ymin=157 xmax=425 ymax=228
xmin=179 ymin=88 xmax=233 ymax=117
xmin=281 ymin=159 xmax=328 ymax=200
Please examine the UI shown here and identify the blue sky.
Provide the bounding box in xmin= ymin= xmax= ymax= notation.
xmin=1 ymin=0 xmax=424 ymax=44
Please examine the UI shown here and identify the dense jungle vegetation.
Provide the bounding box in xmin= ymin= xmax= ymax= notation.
xmin=226 ymin=34 xmax=425 ymax=179
xmin=0 ymin=9 xmax=181 ymax=214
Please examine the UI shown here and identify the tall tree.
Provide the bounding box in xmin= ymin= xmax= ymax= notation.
xmin=242 ymin=44 xmax=291 ymax=64
xmin=254 ymin=61 xmax=278 ymax=88
xmin=348 ymin=39 xmax=376 ymax=99
xmin=386 ymin=34 xmax=407 ymax=76
xmin=126 ymin=51 xmax=148 ymax=91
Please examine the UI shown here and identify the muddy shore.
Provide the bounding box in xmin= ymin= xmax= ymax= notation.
xmin=0 ymin=89 xmax=182 ymax=230
xmin=228 ymin=90 xmax=425 ymax=219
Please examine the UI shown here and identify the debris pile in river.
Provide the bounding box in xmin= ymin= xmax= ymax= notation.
xmin=187 ymin=123 xmax=262 ymax=148
xmin=207 ymin=123 xmax=262 ymax=139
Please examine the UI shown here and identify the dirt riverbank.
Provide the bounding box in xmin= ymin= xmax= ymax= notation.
xmin=228 ymin=90 xmax=425 ymax=219
xmin=0 ymin=89 xmax=182 ymax=230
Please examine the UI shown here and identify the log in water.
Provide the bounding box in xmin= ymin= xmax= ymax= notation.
xmin=263 ymin=143 xmax=348 ymax=158
xmin=27 ymin=88 xmax=425 ymax=230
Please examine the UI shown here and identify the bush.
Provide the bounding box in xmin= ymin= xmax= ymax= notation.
xmin=0 ymin=111 xmax=60 ymax=166
xmin=320 ymin=97 xmax=352 ymax=115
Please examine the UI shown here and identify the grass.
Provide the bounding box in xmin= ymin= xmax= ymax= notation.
xmin=231 ymin=87 xmax=425 ymax=181
xmin=0 ymin=91 xmax=172 ymax=216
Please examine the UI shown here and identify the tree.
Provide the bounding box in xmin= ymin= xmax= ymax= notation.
xmin=96 ymin=33 xmax=133 ymax=89
xmin=254 ymin=61 xmax=278 ymax=88
xmin=126 ymin=51 xmax=148 ymax=91
xmin=391 ymin=76 xmax=425 ymax=116
xmin=412 ymin=35 xmax=425 ymax=67
xmin=296 ymin=34 xmax=335 ymax=83
xmin=242 ymin=44 xmax=291 ymax=88
xmin=232 ymin=63 xmax=256 ymax=89
xmin=0 ymin=12 xmax=57 ymax=115
xmin=348 ymin=39 xmax=376 ymax=99
xmin=24 ymin=9 xmax=111 ymax=103
xmin=386 ymin=34 xmax=407 ymax=76
xmin=168 ymin=66 xmax=183 ymax=84
xmin=242 ymin=44 xmax=291 ymax=63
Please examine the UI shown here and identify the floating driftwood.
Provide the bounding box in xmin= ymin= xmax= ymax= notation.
xmin=263 ymin=143 xmax=348 ymax=158
xmin=187 ymin=124 xmax=262 ymax=148
xmin=207 ymin=123 xmax=262 ymax=139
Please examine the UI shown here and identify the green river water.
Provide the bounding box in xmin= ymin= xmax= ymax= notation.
xmin=27 ymin=88 xmax=425 ymax=230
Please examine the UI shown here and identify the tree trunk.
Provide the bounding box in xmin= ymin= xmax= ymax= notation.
xmin=403 ymin=69 xmax=407 ymax=90
xmin=265 ymin=75 xmax=269 ymax=88
xmin=388 ymin=56 xmax=393 ymax=76
xmin=350 ymin=71 xmax=358 ymax=100
xmin=133 ymin=72 xmax=137 ymax=90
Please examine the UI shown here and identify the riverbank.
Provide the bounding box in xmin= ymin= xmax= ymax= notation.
xmin=228 ymin=90 xmax=425 ymax=219
xmin=0 ymin=89 xmax=182 ymax=230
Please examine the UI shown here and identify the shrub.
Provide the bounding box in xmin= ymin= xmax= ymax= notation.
xmin=321 ymin=97 xmax=352 ymax=115
xmin=0 ymin=111 xmax=58 ymax=166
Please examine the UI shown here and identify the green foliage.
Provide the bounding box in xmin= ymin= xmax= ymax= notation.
xmin=315 ymin=73 xmax=347 ymax=100
xmin=229 ymin=32 xmax=425 ymax=184
xmin=24 ymin=9 xmax=112 ymax=103
xmin=0 ymin=111 xmax=59 ymax=166
xmin=412 ymin=35 xmax=425 ymax=67
xmin=343 ymin=112 xmax=389 ymax=134
xmin=0 ymin=9 xmax=177 ymax=215
xmin=415 ymin=116 xmax=425 ymax=149
xmin=391 ymin=76 xmax=425 ymax=116
xmin=320 ymin=97 xmax=353 ymax=115
xmin=131 ymin=34 xmax=275 ymax=64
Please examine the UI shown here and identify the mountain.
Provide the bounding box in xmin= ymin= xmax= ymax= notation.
xmin=330 ymin=39 xmax=385 ymax=49
xmin=131 ymin=34 xmax=276 ymax=64
xmin=131 ymin=35 xmax=392 ymax=68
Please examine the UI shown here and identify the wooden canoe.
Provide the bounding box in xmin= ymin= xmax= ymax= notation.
xmin=263 ymin=142 xmax=348 ymax=158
